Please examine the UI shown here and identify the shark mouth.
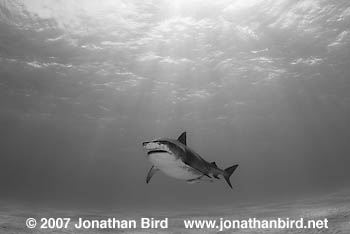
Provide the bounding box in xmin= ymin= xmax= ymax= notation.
xmin=147 ymin=150 xmax=169 ymax=155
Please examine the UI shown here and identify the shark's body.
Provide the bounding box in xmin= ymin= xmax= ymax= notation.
xmin=142 ymin=132 xmax=238 ymax=188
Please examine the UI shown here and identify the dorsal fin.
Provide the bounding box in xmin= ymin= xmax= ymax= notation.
xmin=211 ymin=162 xmax=218 ymax=167
xmin=178 ymin=132 xmax=186 ymax=145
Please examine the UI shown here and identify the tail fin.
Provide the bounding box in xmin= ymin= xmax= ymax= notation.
xmin=224 ymin=164 xmax=239 ymax=189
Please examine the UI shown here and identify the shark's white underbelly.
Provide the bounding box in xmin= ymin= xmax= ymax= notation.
xmin=148 ymin=152 xmax=202 ymax=180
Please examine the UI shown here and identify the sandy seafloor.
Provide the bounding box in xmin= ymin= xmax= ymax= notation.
xmin=1 ymin=190 xmax=349 ymax=234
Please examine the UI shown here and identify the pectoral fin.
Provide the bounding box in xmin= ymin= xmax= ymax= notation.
xmin=146 ymin=166 xmax=159 ymax=184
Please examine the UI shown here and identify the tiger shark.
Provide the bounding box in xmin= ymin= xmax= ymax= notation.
xmin=142 ymin=132 xmax=239 ymax=188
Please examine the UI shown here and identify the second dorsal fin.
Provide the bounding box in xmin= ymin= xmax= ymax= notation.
xmin=178 ymin=132 xmax=186 ymax=145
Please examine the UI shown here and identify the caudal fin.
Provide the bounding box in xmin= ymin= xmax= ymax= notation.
xmin=224 ymin=164 xmax=239 ymax=189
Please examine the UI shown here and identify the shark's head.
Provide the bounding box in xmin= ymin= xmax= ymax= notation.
xmin=142 ymin=138 xmax=184 ymax=157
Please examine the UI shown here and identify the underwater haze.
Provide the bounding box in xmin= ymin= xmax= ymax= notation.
xmin=0 ymin=0 xmax=350 ymax=210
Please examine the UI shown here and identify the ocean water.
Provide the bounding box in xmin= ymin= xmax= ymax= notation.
xmin=0 ymin=0 xmax=350 ymax=233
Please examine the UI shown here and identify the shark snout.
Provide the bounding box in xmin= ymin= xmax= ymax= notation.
xmin=142 ymin=141 xmax=168 ymax=152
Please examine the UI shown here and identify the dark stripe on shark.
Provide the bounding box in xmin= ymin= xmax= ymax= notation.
xmin=147 ymin=150 xmax=168 ymax=155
